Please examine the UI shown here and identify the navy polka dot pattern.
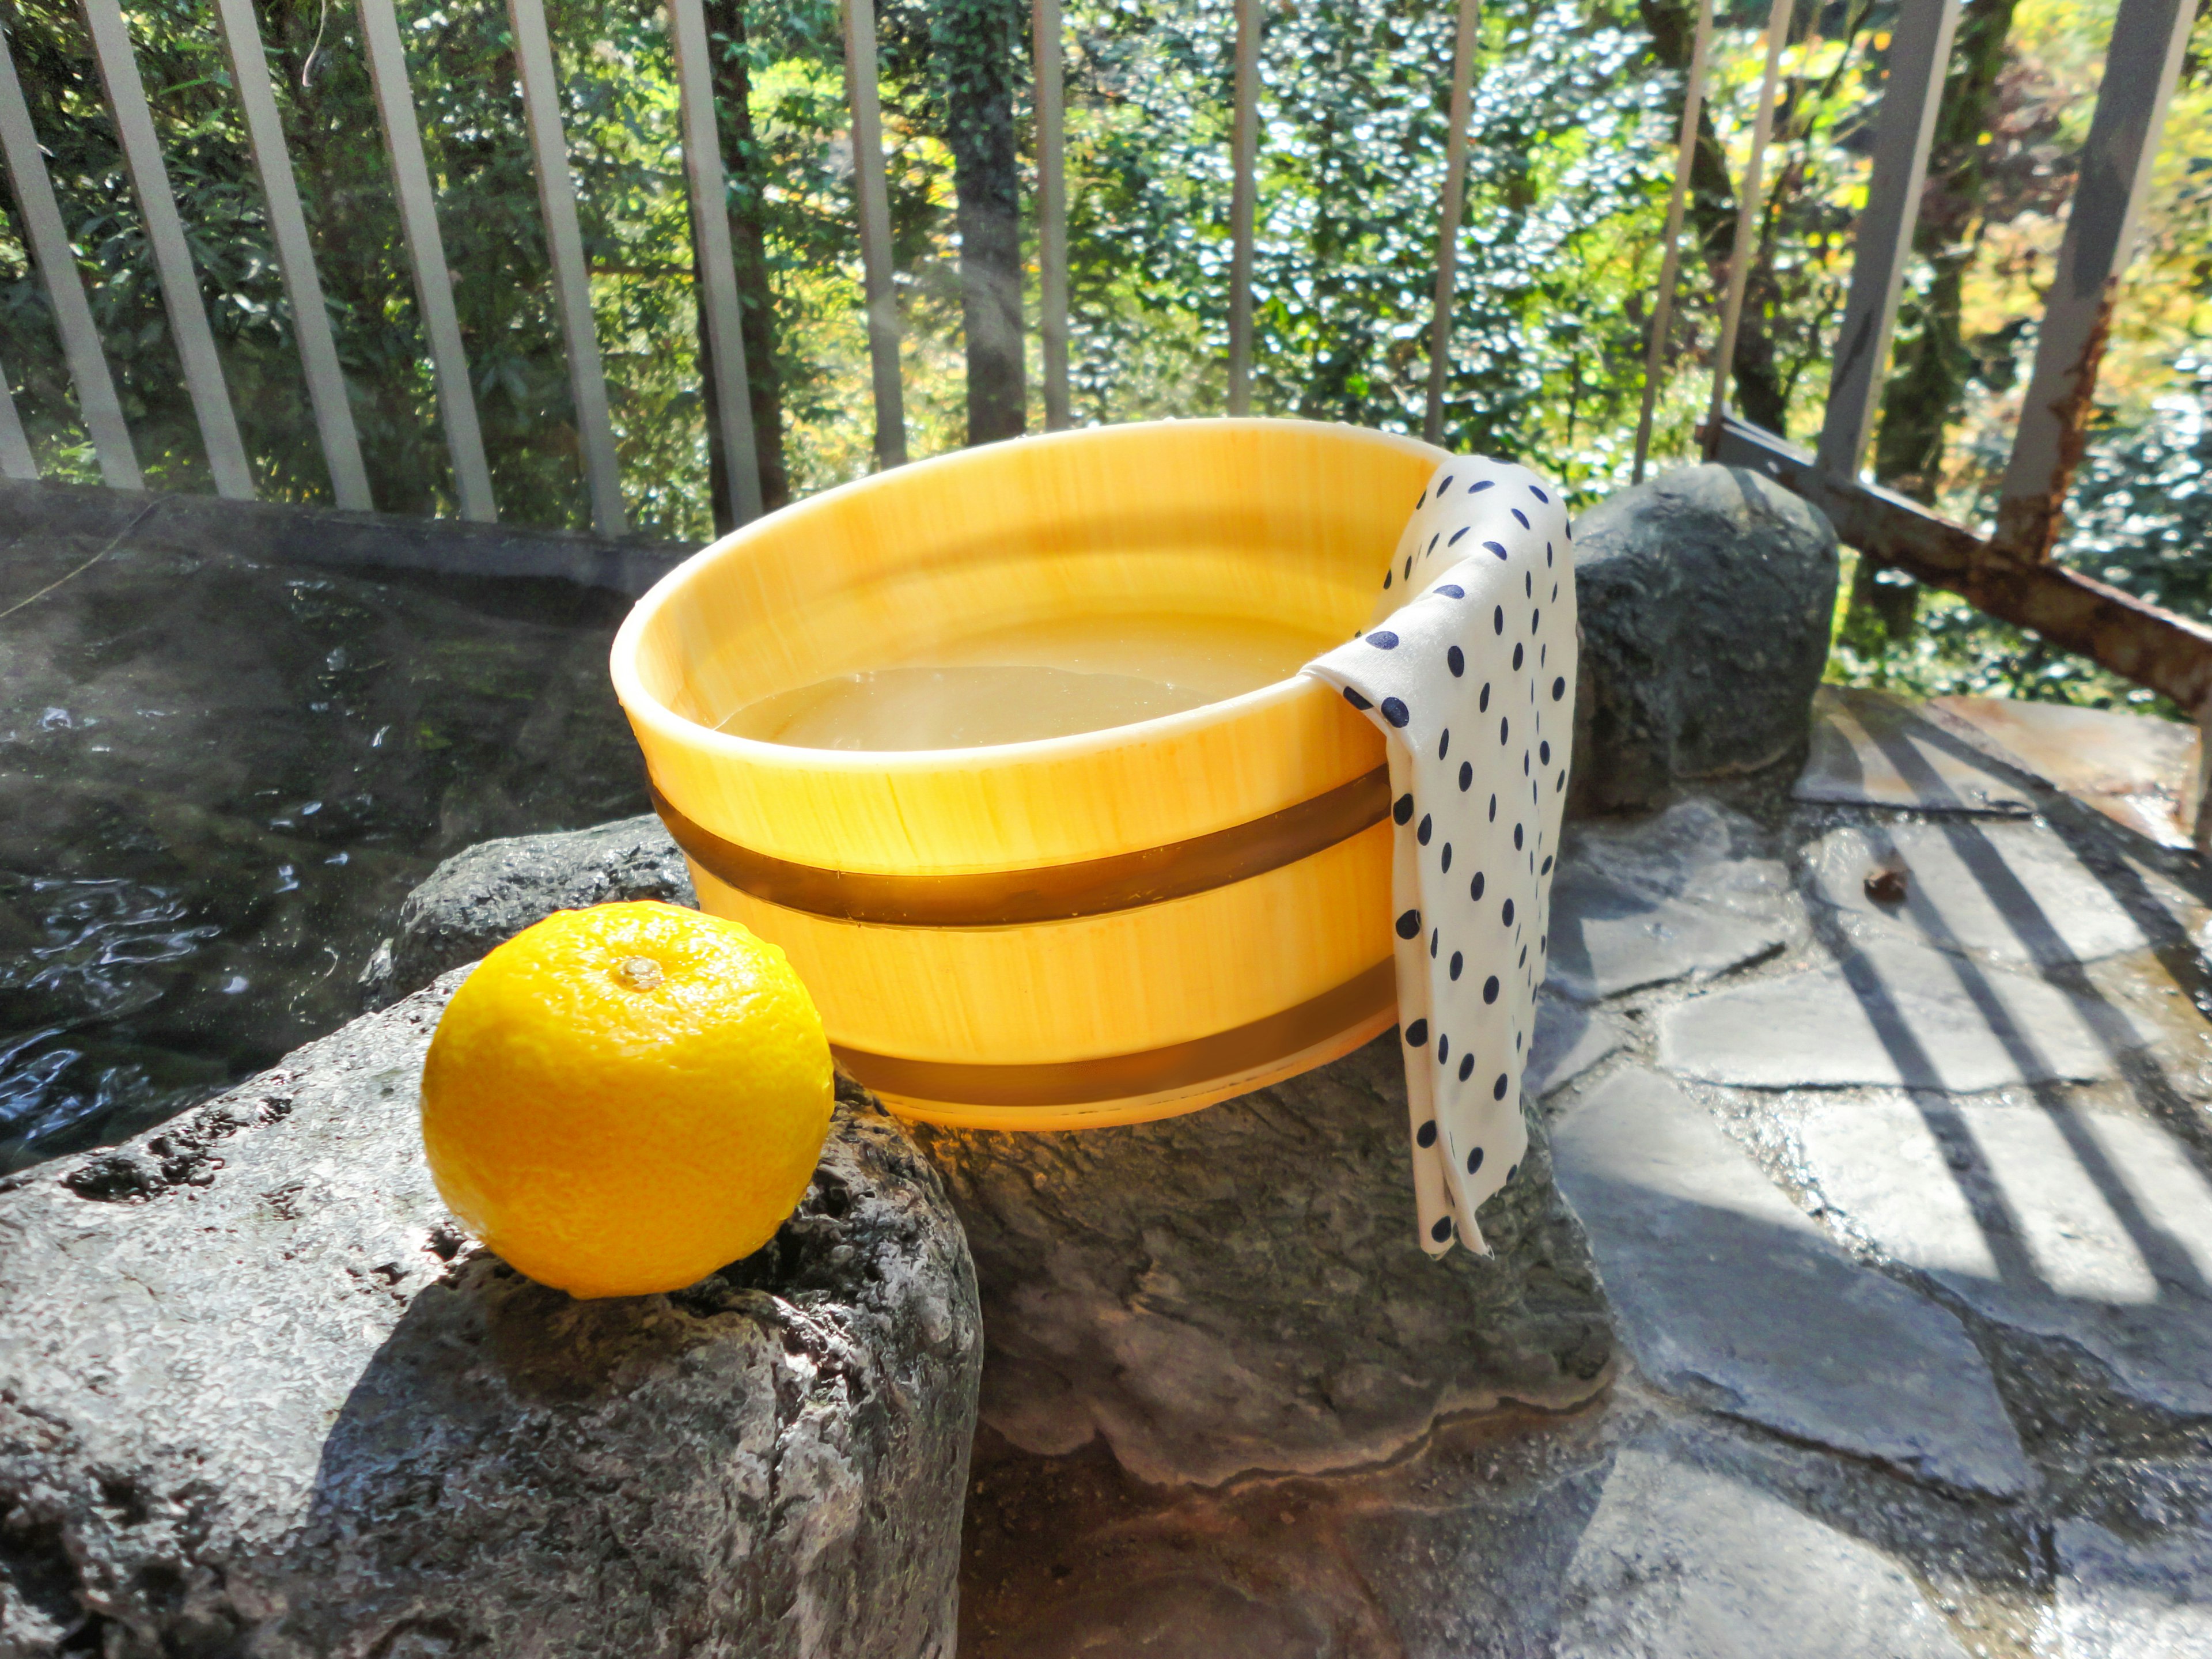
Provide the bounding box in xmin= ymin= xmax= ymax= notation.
xmin=1303 ymin=456 xmax=1576 ymax=1259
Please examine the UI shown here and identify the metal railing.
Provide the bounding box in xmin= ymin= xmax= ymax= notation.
xmin=0 ymin=0 xmax=1484 ymax=525
xmin=1661 ymin=0 xmax=2210 ymax=821
xmin=1 ymin=0 xmax=2205 ymax=838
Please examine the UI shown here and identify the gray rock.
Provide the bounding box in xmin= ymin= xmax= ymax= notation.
xmin=1804 ymin=819 xmax=2180 ymax=968
xmin=1796 ymin=685 xmax=2037 ymax=815
xmin=1527 ymin=995 xmax=1628 ymax=1097
xmin=1549 ymin=800 xmax=1798 ymax=1002
xmin=1801 ymin=1098 xmax=2212 ymax=1416
xmin=1551 ymin=1070 xmax=2029 ymax=1496
xmin=2056 ymin=1462 xmax=2212 ymax=1658
xmin=361 ymin=813 xmax=694 ymax=1006
xmin=1570 ymin=464 xmax=1839 ymax=813
xmin=1657 ymin=938 xmax=2161 ymax=1092
xmin=910 ymin=1033 xmax=1613 ymax=1487
xmin=1550 ymin=878 xmax=1793 ymax=1003
xmin=0 ymin=972 xmax=980 ymax=1657
xmin=1555 ymin=1431 xmax=1969 ymax=1658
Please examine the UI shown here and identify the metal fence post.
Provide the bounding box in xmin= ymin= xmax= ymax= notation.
xmin=213 ymin=0 xmax=372 ymax=510
xmin=81 ymin=0 xmax=255 ymax=499
xmin=1993 ymin=0 xmax=2194 ymax=561
xmin=1422 ymin=0 xmax=1481 ymax=448
xmin=843 ymin=0 xmax=906 ymax=469
xmin=0 ymin=358 xmax=35 ymax=480
xmin=1630 ymin=0 xmax=1713 ymax=484
xmin=0 ymin=24 xmax=137 ymax=488
xmin=1034 ymin=0 xmax=1070 ymax=431
xmin=1813 ymin=0 xmax=1960 ymax=482
xmin=1226 ymin=0 xmax=1259 ymax=416
xmin=668 ymin=0 xmax=764 ymax=525
xmin=359 ymin=0 xmax=497 ymax=521
xmin=1704 ymin=0 xmax=1794 ymax=454
xmin=510 ymin=0 xmax=626 ymax=536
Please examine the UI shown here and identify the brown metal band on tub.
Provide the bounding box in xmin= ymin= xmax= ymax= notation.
xmin=832 ymin=958 xmax=1397 ymax=1107
xmin=649 ymin=764 xmax=1391 ymax=927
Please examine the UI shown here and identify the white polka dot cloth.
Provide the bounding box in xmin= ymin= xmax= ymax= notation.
xmin=1302 ymin=456 xmax=1576 ymax=1257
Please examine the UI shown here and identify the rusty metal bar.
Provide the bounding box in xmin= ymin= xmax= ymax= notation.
xmin=1815 ymin=0 xmax=1960 ymax=481
xmin=1715 ymin=414 xmax=2212 ymax=712
xmin=214 ymin=0 xmax=371 ymax=510
xmin=1227 ymin=0 xmax=1259 ymax=415
xmin=1034 ymin=0 xmax=1070 ymax=430
xmin=843 ymin=0 xmax=906 ymax=468
xmin=0 ymin=357 xmax=34 ymax=480
xmin=1705 ymin=0 xmax=1794 ymax=452
xmin=1422 ymin=0 xmax=1481 ymax=447
xmin=1993 ymin=0 xmax=2194 ymax=561
xmin=361 ymin=0 xmax=497 ymax=520
xmin=668 ymin=0 xmax=764 ymax=524
xmin=1632 ymin=0 xmax=1713 ymax=483
xmin=82 ymin=0 xmax=255 ymax=499
xmin=0 ymin=25 xmax=138 ymax=487
xmin=510 ymin=0 xmax=626 ymax=536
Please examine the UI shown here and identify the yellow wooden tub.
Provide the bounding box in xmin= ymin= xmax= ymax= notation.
xmin=611 ymin=418 xmax=1445 ymax=1128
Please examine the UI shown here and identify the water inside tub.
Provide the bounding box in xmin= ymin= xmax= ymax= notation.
xmin=717 ymin=612 xmax=1339 ymax=750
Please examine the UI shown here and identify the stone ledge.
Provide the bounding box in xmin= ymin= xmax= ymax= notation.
xmin=0 ymin=972 xmax=980 ymax=1658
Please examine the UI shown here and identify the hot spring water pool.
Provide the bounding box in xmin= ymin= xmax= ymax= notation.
xmin=0 ymin=509 xmax=658 ymax=1173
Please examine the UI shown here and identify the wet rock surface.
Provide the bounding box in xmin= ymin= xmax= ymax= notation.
xmin=1569 ymin=464 xmax=1839 ymax=813
xmin=0 ymin=513 xmax=654 ymax=1173
xmin=360 ymin=812 xmax=694 ymax=1006
xmin=910 ymin=1036 xmax=1613 ymax=1487
xmin=0 ymin=971 xmax=981 ymax=1657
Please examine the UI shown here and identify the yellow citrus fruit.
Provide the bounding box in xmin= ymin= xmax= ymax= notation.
xmin=419 ymin=900 xmax=834 ymax=1299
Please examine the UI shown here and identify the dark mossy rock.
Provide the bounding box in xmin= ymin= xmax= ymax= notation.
xmin=1570 ymin=464 xmax=1840 ymax=815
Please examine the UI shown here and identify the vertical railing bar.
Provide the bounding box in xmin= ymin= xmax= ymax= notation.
xmin=510 ymin=0 xmax=625 ymax=535
xmin=80 ymin=0 xmax=254 ymax=499
xmin=0 ymin=26 xmax=137 ymax=487
xmin=1813 ymin=0 xmax=1960 ymax=482
xmin=1226 ymin=0 xmax=1259 ymax=416
xmin=1033 ymin=0 xmax=1070 ymax=431
xmin=0 ymin=357 xmax=36 ymax=480
xmin=1704 ymin=0 xmax=1796 ymax=454
xmin=1422 ymin=0 xmax=1481 ymax=446
xmin=213 ymin=0 xmax=372 ymax=511
xmin=1631 ymin=0 xmax=1714 ymax=484
xmin=359 ymin=0 xmax=497 ymax=521
xmin=1993 ymin=0 xmax=2193 ymax=561
xmin=843 ymin=0 xmax=906 ymax=468
xmin=668 ymin=0 xmax=763 ymax=524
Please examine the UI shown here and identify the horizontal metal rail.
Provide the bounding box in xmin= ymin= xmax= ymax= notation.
xmin=1717 ymin=415 xmax=2212 ymax=713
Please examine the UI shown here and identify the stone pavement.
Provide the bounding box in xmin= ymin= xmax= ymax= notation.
xmin=959 ymin=690 xmax=2212 ymax=1658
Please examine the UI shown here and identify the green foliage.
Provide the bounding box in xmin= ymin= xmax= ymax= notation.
xmin=0 ymin=0 xmax=2203 ymax=734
